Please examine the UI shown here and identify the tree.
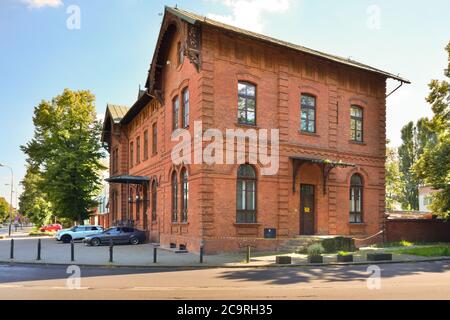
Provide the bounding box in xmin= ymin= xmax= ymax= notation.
xmin=414 ymin=42 xmax=450 ymax=218
xmin=21 ymin=89 xmax=106 ymax=224
xmin=385 ymin=144 xmax=404 ymax=211
xmin=18 ymin=166 xmax=52 ymax=226
xmin=398 ymin=118 xmax=435 ymax=210
xmin=0 ymin=197 xmax=11 ymax=224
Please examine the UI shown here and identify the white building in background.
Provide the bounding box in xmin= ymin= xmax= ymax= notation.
xmin=419 ymin=186 xmax=437 ymax=213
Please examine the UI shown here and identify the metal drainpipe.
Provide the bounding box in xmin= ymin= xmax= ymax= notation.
xmin=386 ymin=81 xmax=404 ymax=98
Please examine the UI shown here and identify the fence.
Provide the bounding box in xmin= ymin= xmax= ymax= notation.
xmin=385 ymin=219 xmax=450 ymax=243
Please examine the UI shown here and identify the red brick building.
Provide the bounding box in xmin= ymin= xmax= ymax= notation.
xmin=101 ymin=7 xmax=409 ymax=253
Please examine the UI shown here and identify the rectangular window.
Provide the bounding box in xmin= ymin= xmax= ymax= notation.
xmin=136 ymin=136 xmax=140 ymax=164
xmin=143 ymin=130 xmax=149 ymax=160
xmin=129 ymin=142 xmax=134 ymax=168
xmin=173 ymin=97 xmax=179 ymax=130
xmin=237 ymin=82 xmax=256 ymax=126
xmin=350 ymin=106 xmax=363 ymax=142
xmin=152 ymin=123 xmax=157 ymax=155
xmin=301 ymin=94 xmax=316 ymax=133
xmin=236 ymin=181 xmax=256 ymax=223
xmin=182 ymin=88 xmax=189 ymax=128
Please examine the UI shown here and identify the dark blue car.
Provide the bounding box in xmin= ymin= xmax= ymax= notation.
xmin=83 ymin=227 xmax=146 ymax=246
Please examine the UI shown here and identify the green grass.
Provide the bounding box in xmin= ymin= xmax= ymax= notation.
xmin=394 ymin=246 xmax=450 ymax=257
xmin=374 ymin=240 xmax=414 ymax=248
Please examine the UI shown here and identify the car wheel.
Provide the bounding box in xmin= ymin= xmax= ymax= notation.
xmin=61 ymin=235 xmax=72 ymax=243
xmin=129 ymin=237 xmax=140 ymax=245
xmin=91 ymin=238 xmax=101 ymax=247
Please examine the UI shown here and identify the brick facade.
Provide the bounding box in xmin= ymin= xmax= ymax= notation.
xmin=101 ymin=7 xmax=407 ymax=254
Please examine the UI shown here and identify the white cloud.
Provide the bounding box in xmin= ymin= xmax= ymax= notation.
xmin=207 ymin=0 xmax=291 ymax=33
xmin=21 ymin=0 xmax=63 ymax=9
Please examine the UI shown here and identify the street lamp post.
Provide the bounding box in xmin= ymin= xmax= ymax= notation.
xmin=0 ymin=163 xmax=14 ymax=237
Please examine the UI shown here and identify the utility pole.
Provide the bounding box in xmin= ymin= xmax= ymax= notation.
xmin=0 ymin=163 xmax=14 ymax=237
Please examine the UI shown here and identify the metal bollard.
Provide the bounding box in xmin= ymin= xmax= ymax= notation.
xmin=246 ymin=246 xmax=251 ymax=264
xmin=71 ymin=240 xmax=75 ymax=262
xmin=37 ymin=239 xmax=41 ymax=261
xmin=109 ymin=239 xmax=113 ymax=263
xmin=200 ymin=245 xmax=204 ymax=264
xmin=10 ymin=239 xmax=14 ymax=259
xmin=153 ymin=247 xmax=157 ymax=263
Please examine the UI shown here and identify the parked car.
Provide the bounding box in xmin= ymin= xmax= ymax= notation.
xmin=83 ymin=227 xmax=146 ymax=246
xmin=40 ymin=224 xmax=63 ymax=233
xmin=56 ymin=225 xmax=104 ymax=243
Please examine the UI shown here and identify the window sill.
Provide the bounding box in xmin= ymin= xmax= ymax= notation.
xmin=234 ymin=223 xmax=261 ymax=227
xmin=171 ymin=222 xmax=189 ymax=225
xmin=298 ymin=130 xmax=320 ymax=137
xmin=349 ymin=223 xmax=366 ymax=226
xmin=349 ymin=140 xmax=366 ymax=146
xmin=235 ymin=122 xmax=259 ymax=129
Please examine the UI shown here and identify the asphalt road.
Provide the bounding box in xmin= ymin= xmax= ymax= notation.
xmin=0 ymin=261 xmax=449 ymax=300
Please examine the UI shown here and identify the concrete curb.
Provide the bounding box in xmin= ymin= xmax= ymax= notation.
xmin=1 ymin=257 xmax=449 ymax=270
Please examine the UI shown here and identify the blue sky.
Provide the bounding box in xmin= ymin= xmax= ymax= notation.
xmin=1 ymin=0 xmax=449 ymax=205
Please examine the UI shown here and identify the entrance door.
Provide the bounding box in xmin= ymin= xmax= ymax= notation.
xmin=300 ymin=184 xmax=315 ymax=235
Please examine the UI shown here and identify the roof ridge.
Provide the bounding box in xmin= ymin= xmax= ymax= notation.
xmin=167 ymin=6 xmax=410 ymax=83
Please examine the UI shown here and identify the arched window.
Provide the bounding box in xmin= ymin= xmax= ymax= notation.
xmin=236 ymin=164 xmax=257 ymax=223
xmin=172 ymin=96 xmax=179 ymax=131
xmin=151 ymin=180 xmax=157 ymax=222
xmin=181 ymin=169 xmax=188 ymax=222
xmin=171 ymin=172 xmax=178 ymax=222
xmin=350 ymin=174 xmax=363 ymax=223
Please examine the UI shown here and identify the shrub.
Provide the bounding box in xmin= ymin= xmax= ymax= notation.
xmin=307 ymin=243 xmax=325 ymax=257
xmin=322 ymin=237 xmax=356 ymax=253
xmin=29 ymin=231 xmax=54 ymax=237
xmin=337 ymin=251 xmax=352 ymax=256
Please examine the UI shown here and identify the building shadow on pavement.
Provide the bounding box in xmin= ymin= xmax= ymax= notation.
xmin=217 ymin=261 xmax=450 ymax=285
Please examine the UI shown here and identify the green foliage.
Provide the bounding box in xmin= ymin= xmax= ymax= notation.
xmin=337 ymin=251 xmax=352 ymax=256
xmin=29 ymin=230 xmax=55 ymax=237
xmin=385 ymin=144 xmax=405 ymax=210
xmin=0 ymin=197 xmax=11 ymax=223
xmin=395 ymin=246 xmax=450 ymax=257
xmin=321 ymin=237 xmax=356 ymax=253
xmin=21 ymin=89 xmax=106 ymax=224
xmin=307 ymin=243 xmax=325 ymax=257
xmin=414 ymin=42 xmax=450 ymax=218
xmin=398 ymin=119 xmax=435 ymax=210
xmin=18 ymin=167 xmax=52 ymax=226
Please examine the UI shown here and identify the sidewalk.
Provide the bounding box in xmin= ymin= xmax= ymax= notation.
xmin=1 ymin=236 xmax=449 ymax=268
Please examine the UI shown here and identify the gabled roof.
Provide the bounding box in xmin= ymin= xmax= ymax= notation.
xmin=106 ymin=104 xmax=129 ymax=124
xmin=165 ymin=6 xmax=410 ymax=84
xmin=101 ymin=104 xmax=129 ymax=145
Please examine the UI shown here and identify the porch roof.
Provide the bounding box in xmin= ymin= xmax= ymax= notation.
xmin=290 ymin=156 xmax=356 ymax=194
xmin=290 ymin=156 xmax=356 ymax=168
xmin=105 ymin=175 xmax=150 ymax=185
